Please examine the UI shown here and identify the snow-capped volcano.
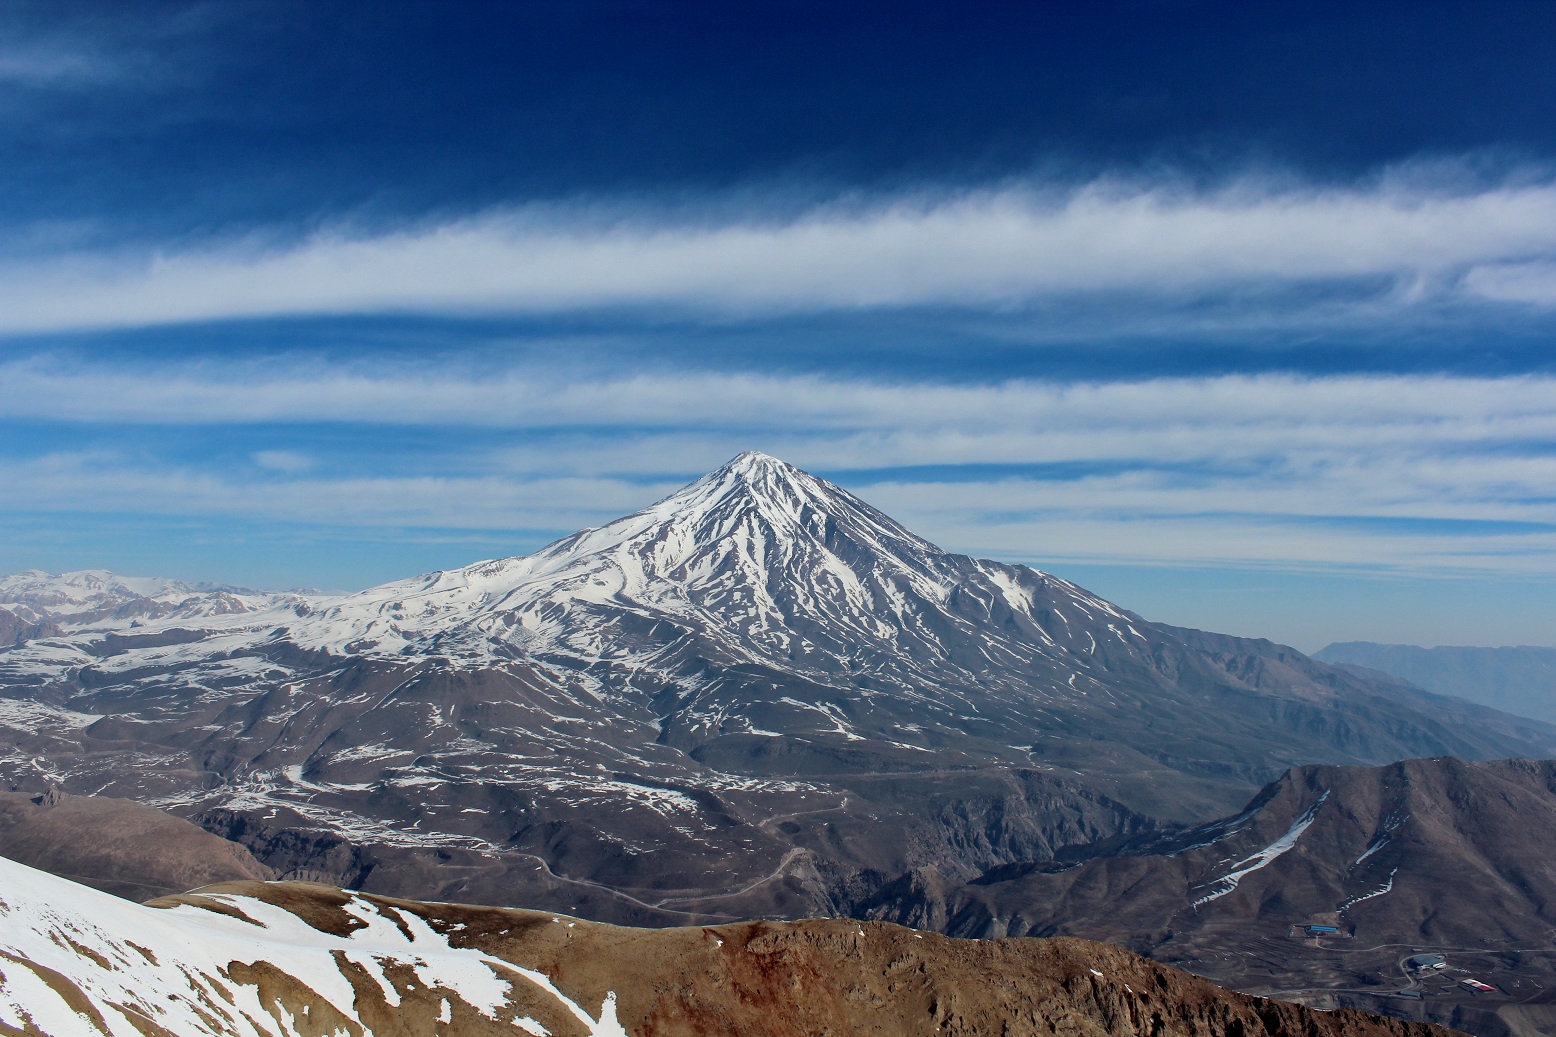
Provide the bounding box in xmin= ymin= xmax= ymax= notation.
xmin=276 ymin=450 xmax=1137 ymax=691
xmin=1 ymin=452 xmax=1552 ymax=925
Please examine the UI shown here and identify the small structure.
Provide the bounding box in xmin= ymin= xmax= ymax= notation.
xmin=1407 ymin=954 xmax=1447 ymax=970
xmin=1460 ymin=979 xmax=1496 ymax=993
xmin=1304 ymin=924 xmax=1340 ymax=935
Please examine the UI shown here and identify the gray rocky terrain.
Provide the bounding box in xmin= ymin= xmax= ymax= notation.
xmin=866 ymin=756 xmax=1556 ymax=1037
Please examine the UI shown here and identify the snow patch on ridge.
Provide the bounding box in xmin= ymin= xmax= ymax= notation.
xmin=1353 ymin=811 xmax=1407 ymax=867
xmin=0 ymin=854 xmax=631 ymax=1037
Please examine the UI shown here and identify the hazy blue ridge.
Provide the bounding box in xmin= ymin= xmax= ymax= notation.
xmin=1315 ymin=642 xmax=1556 ymax=724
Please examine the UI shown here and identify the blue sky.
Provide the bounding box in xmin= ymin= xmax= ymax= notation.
xmin=2 ymin=0 xmax=1555 ymax=651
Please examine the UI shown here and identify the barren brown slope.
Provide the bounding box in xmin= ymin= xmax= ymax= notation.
xmin=0 ymin=787 xmax=272 ymax=900
xmin=858 ymin=758 xmax=1556 ymax=1037
xmin=136 ymin=878 xmax=1459 ymax=1037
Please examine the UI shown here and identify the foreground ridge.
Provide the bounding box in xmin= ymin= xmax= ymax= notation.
xmin=0 ymin=853 xmax=1452 ymax=1037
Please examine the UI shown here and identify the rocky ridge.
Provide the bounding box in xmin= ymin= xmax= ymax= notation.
xmin=0 ymin=852 xmax=1456 ymax=1037
xmin=865 ymin=756 xmax=1556 ymax=1036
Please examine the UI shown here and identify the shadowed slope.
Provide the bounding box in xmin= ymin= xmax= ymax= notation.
xmin=0 ymin=789 xmax=272 ymax=902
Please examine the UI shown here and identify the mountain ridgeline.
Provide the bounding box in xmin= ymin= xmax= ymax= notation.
xmin=0 ymin=853 xmax=1456 ymax=1037
xmin=1316 ymin=642 xmax=1556 ymax=725
xmin=3 ymin=454 xmax=1555 ymax=969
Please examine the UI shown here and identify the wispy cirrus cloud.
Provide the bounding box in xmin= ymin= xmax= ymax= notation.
xmin=1462 ymin=260 xmax=1556 ymax=305
xmin=1 ymin=358 xmax=1553 ymax=577
xmin=2 ymin=445 xmax=1551 ymax=578
xmin=4 ymin=357 xmax=1556 ymax=442
xmin=5 ymin=171 xmax=1556 ymax=333
xmin=0 ymin=0 xmax=237 ymax=94
xmin=0 ymin=46 xmax=112 ymax=87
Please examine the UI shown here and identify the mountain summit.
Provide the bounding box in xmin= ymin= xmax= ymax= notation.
xmin=268 ymin=450 xmax=1138 ymax=695
xmin=1 ymin=453 xmax=1553 ymax=924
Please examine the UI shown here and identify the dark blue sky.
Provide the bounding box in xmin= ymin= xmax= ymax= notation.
xmin=1 ymin=0 xmax=1554 ymax=649
xmin=8 ymin=2 xmax=1556 ymax=235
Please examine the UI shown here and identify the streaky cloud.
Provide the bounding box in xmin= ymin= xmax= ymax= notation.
xmin=1 ymin=360 xmax=1552 ymax=577
xmin=5 ymin=172 xmax=1556 ymax=332
xmin=1462 ymin=260 xmax=1556 ymax=305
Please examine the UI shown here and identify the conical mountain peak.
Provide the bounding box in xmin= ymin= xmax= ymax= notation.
xmin=696 ymin=450 xmax=823 ymax=499
xmin=640 ymin=451 xmax=941 ymax=563
xmin=364 ymin=451 xmax=979 ymax=668
xmin=242 ymin=453 xmax=1086 ymax=677
xmin=722 ymin=449 xmax=787 ymax=472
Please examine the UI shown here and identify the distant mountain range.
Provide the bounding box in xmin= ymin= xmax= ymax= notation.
xmin=1316 ymin=642 xmax=1556 ymax=724
xmin=0 ymin=852 xmax=1454 ymax=1037
xmin=2 ymin=453 xmax=1552 ymax=922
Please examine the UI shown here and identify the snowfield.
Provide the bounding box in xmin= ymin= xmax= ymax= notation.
xmin=0 ymin=854 xmax=630 ymax=1037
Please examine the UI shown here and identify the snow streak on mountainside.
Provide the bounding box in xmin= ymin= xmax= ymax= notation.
xmin=1 ymin=452 xmax=1552 ymax=924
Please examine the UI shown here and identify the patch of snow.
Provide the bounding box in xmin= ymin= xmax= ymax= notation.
xmin=1192 ymin=791 xmax=1329 ymax=908
xmin=1353 ymin=812 xmax=1407 ymax=866
xmin=1339 ymin=868 xmax=1398 ymax=912
xmin=0 ymin=854 xmax=634 ymax=1037
xmin=0 ymin=699 xmax=98 ymax=733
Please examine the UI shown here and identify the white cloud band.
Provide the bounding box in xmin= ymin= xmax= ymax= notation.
xmin=1 ymin=360 xmax=1552 ymax=576
xmin=5 ymin=173 xmax=1556 ymax=331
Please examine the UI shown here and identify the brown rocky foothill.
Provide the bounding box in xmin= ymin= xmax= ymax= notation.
xmin=0 ymin=787 xmax=273 ymax=901
xmin=150 ymin=879 xmax=1462 ymax=1037
xmin=614 ymin=922 xmax=1445 ymax=1037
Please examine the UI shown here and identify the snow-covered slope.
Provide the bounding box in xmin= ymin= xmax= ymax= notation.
xmin=0 ymin=568 xmax=295 ymax=627
xmin=3 ymin=453 xmax=1143 ymax=683
xmin=0 ymin=452 xmax=1139 ymax=684
xmin=0 ymin=851 xmax=629 ymax=1037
